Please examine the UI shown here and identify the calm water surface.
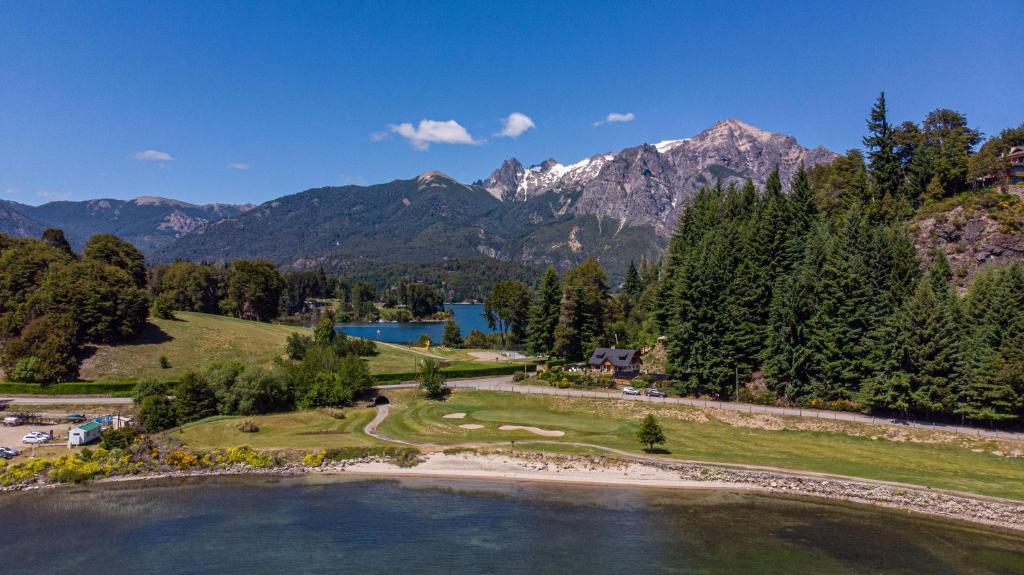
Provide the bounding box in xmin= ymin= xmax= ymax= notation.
xmin=337 ymin=303 xmax=492 ymax=343
xmin=1 ymin=476 xmax=1022 ymax=574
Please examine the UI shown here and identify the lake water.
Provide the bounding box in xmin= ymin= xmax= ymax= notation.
xmin=337 ymin=303 xmax=492 ymax=343
xmin=1 ymin=476 xmax=1022 ymax=574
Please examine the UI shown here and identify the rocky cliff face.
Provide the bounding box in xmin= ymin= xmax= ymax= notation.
xmin=478 ymin=119 xmax=836 ymax=236
xmin=913 ymin=202 xmax=1024 ymax=286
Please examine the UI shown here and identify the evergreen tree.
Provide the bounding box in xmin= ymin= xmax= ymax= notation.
xmin=552 ymin=286 xmax=582 ymax=361
xmin=865 ymin=279 xmax=963 ymax=417
xmin=764 ymin=225 xmax=828 ymax=401
xmin=623 ymin=261 xmax=641 ymax=299
xmin=863 ymin=92 xmax=902 ymax=201
xmin=804 ymin=206 xmax=878 ymax=400
xmin=527 ymin=267 xmax=561 ymax=355
xmin=637 ymin=414 xmax=666 ymax=452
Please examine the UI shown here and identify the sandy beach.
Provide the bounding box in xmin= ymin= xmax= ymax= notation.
xmin=333 ymin=451 xmax=1024 ymax=532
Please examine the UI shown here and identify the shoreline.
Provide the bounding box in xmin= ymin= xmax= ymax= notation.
xmin=4 ymin=451 xmax=1023 ymax=533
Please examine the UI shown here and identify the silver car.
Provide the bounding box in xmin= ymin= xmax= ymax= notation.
xmin=21 ymin=431 xmax=49 ymax=445
xmin=0 ymin=446 xmax=19 ymax=458
xmin=622 ymin=386 xmax=641 ymax=396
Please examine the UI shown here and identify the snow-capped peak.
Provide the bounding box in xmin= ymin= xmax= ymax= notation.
xmin=654 ymin=139 xmax=690 ymax=154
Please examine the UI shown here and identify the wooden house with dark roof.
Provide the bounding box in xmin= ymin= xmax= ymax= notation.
xmin=587 ymin=347 xmax=642 ymax=378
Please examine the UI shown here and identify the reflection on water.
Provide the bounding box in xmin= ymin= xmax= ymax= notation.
xmin=1 ymin=476 xmax=1022 ymax=574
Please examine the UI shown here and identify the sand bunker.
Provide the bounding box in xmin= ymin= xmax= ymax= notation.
xmin=442 ymin=413 xmax=467 ymax=419
xmin=459 ymin=424 xmax=484 ymax=430
xmin=498 ymin=425 xmax=565 ymax=437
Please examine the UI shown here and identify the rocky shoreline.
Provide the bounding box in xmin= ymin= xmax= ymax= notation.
xmin=3 ymin=450 xmax=1022 ymax=532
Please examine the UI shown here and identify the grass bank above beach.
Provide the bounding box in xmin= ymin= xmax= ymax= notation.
xmin=175 ymin=389 xmax=1024 ymax=501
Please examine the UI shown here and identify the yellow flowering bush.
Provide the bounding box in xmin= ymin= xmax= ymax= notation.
xmin=49 ymin=454 xmax=104 ymax=484
xmin=163 ymin=449 xmax=200 ymax=470
xmin=224 ymin=445 xmax=275 ymax=468
xmin=0 ymin=458 xmax=51 ymax=486
xmin=302 ymin=450 xmax=327 ymax=468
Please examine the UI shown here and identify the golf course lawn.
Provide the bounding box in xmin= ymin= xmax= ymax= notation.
xmin=176 ymin=408 xmax=385 ymax=451
xmin=378 ymin=390 xmax=1024 ymax=500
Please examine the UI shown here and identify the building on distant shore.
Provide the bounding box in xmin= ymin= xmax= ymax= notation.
xmin=1007 ymin=146 xmax=1024 ymax=186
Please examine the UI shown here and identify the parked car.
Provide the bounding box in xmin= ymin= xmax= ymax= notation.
xmin=66 ymin=413 xmax=86 ymax=423
xmin=622 ymin=386 xmax=641 ymax=396
xmin=646 ymin=388 xmax=667 ymax=398
xmin=0 ymin=446 xmax=19 ymax=459
xmin=21 ymin=431 xmax=50 ymax=445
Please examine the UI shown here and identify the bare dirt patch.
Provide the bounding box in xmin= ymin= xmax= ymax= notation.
xmin=458 ymin=424 xmax=484 ymax=430
xmin=442 ymin=413 xmax=467 ymax=419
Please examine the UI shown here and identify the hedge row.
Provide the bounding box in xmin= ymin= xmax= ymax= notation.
xmin=373 ymin=363 xmax=536 ymax=384
xmin=0 ymin=380 xmax=141 ymax=396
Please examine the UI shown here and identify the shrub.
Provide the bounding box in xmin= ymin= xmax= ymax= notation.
xmin=224 ymin=445 xmax=275 ymax=468
xmin=159 ymin=355 xmax=171 ymax=369
xmin=416 ymin=334 xmax=433 ymax=347
xmin=100 ymin=427 xmax=136 ymax=451
xmin=163 ymin=449 xmax=199 ymax=470
xmin=302 ymin=450 xmax=326 ymax=467
xmin=512 ymin=371 xmax=526 ymax=382
xmin=237 ymin=419 xmax=259 ymax=433
xmin=174 ymin=371 xmax=218 ymax=424
xmin=418 ymin=359 xmax=448 ymax=400
xmin=139 ymin=395 xmax=177 ymax=432
xmin=49 ymin=453 xmax=104 ymax=483
xmin=286 ymin=333 xmax=311 ymax=360
xmin=0 ymin=458 xmax=50 ymax=486
xmin=150 ymin=296 xmax=175 ymax=320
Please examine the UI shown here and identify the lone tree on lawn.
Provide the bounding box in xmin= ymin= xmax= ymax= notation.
xmin=418 ymin=358 xmax=448 ymax=400
xmin=637 ymin=414 xmax=666 ymax=452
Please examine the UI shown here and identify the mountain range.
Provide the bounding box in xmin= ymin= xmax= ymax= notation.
xmin=0 ymin=197 xmax=253 ymax=252
xmin=1 ymin=119 xmax=834 ymax=281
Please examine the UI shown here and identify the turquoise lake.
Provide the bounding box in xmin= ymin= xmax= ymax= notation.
xmin=336 ymin=303 xmax=492 ymax=343
xmin=1 ymin=476 xmax=1022 ymax=574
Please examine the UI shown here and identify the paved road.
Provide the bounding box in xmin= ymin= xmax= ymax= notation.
xmin=0 ymin=396 xmax=133 ymax=405
xmin=5 ymin=374 xmax=1022 ymax=441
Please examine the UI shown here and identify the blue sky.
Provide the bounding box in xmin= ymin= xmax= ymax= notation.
xmin=1 ymin=1 xmax=1021 ymax=206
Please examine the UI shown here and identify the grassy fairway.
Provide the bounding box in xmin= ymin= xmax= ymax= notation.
xmin=379 ymin=390 xmax=1024 ymax=500
xmin=175 ymin=408 xmax=384 ymax=450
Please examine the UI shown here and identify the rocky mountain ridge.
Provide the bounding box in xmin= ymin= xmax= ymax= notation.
xmin=478 ymin=118 xmax=836 ymax=236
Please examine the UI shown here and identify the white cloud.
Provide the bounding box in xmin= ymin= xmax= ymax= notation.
xmin=388 ymin=119 xmax=480 ymax=150
xmin=593 ymin=112 xmax=636 ymax=126
xmin=227 ymin=162 xmax=251 ymax=170
xmin=495 ymin=112 xmax=536 ymax=138
xmin=36 ymin=190 xmax=71 ymax=201
xmin=369 ymin=131 xmax=390 ymax=142
xmin=134 ymin=149 xmax=175 ymax=161
xmin=4 ymin=187 xmax=17 ymax=195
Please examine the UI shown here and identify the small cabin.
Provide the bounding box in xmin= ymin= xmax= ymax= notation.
xmin=69 ymin=421 xmax=102 ymax=446
xmin=587 ymin=348 xmax=642 ymax=375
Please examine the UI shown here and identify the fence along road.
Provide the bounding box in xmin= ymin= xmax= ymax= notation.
xmin=377 ymin=375 xmax=1024 ymax=442
xmin=4 ymin=375 xmax=1020 ymax=442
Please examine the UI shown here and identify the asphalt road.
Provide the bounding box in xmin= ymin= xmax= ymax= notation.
xmin=5 ymin=374 xmax=1021 ymax=441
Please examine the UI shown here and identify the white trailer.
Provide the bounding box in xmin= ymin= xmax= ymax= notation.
xmin=68 ymin=421 xmax=102 ymax=446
